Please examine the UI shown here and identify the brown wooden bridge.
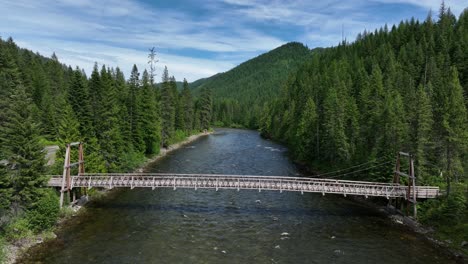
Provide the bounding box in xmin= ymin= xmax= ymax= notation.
xmin=49 ymin=142 xmax=440 ymax=218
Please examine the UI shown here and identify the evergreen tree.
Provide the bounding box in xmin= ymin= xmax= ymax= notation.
xmin=296 ymin=97 xmax=317 ymax=161
xmin=84 ymin=137 xmax=107 ymax=173
xmin=52 ymin=104 xmax=82 ymax=175
xmin=160 ymin=66 xmax=175 ymax=146
xmin=88 ymin=63 xmax=102 ymax=134
xmin=199 ymin=87 xmax=212 ymax=130
xmin=69 ymin=67 xmax=94 ymax=139
xmin=0 ymin=85 xmax=46 ymax=210
xmin=140 ymin=70 xmax=161 ymax=154
xmin=114 ymin=67 xmax=133 ymax=152
xmin=181 ymin=78 xmax=194 ymax=132
xmin=96 ymin=66 xmax=124 ymax=171
xmin=413 ymin=83 xmax=434 ymax=184
xmin=127 ymin=65 xmax=144 ymax=151
xmin=436 ymin=67 xmax=468 ymax=194
xmin=322 ymin=82 xmax=350 ymax=163
xmin=0 ymin=164 xmax=13 ymax=211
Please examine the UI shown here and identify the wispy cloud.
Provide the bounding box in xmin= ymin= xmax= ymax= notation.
xmin=1 ymin=0 xmax=465 ymax=81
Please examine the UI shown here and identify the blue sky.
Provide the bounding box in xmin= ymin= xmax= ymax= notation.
xmin=0 ymin=0 xmax=465 ymax=82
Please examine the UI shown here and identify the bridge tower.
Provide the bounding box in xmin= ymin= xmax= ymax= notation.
xmin=59 ymin=142 xmax=85 ymax=208
xmin=393 ymin=152 xmax=417 ymax=218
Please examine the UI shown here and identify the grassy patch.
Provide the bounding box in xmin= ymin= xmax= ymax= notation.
xmin=58 ymin=206 xmax=76 ymax=219
xmin=168 ymin=130 xmax=189 ymax=145
xmin=5 ymin=218 xmax=33 ymax=241
xmin=38 ymin=137 xmax=60 ymax=147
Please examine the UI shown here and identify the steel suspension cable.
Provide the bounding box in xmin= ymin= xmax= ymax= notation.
xmin=312 ymin=157 xmax=392 ymax=177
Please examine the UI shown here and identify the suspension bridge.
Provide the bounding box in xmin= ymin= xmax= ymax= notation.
xmin=48 ymin=142 xmax=440 ymax=217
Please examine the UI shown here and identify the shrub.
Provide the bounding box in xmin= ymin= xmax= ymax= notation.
xmin=26 ymin=189 xmax=59 ymax=232
xmin=0 ymin=235 xmax=5 ymax=263
xmin=419 ymin=186 xmax=467 ymax=226
xmin=213 ymin=121 xmax=224 ymax=127
xmin=5 ymin=217 xmax=32 ymax=241
xmin=120 ymin=149 xmax=146 ymax=172
xmin=168 ymin=130 xmax=188 ymax=145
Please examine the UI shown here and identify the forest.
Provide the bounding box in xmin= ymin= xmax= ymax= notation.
xmin=191 ymin=42 xmax=312 ymax=128
xmin=0 ymin=2 xmax=467 ymax=258
xmin=193 ymin=5 xmax=467 ymax=248
xmin=257 ymin=6 xmax=467 ymax=246
xmin=0 ymin=40 xmax=212 ymax=248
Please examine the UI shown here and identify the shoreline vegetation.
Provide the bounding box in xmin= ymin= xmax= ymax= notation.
xmin=2 ymin=130 xmax=211 ymax=264
xmin=0 ymin=4 xmax=466 ymax=263
xmin=0 ymin=35 xmax=214 ymax=264
xmin=260 ymin=133 xmax=467 ymax=262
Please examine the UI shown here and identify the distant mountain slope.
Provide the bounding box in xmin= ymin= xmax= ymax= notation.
xmin=190 ymin=42 xmax=312 ymax=127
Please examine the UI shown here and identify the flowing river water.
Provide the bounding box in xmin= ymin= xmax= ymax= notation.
xmin=20 ymin=129 xmax=454 ymax=263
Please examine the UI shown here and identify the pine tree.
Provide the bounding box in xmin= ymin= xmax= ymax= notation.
xmin=88 ymin=63 xmax=102 ymax=134
xmin=170 ymin=76 xmax=183 ymax=131
xmin=84 ymin=137 xmax=107 ymax=173
xmin=322 ymin=82 xmax=350 ymax=163
xmin=181 ymin=79 xmax=194 ymax=132
xmin=96 ymin=66 xmax=124 ymax=171
xmin=199 ymin=87 xmax=212 ymax=130
xmin=51 ymin=104 xmax=82 ymax=174
xmin=160 ymin=66 xmax=175 ymax=146
xmin=0 ymin=164 xmax=13 ymax=211
xmin=69 ymin=67 xmax=94 ymax=139
xmin=127 ymin=65 xmax=144 ymax=151
xmin=437 ymin=67 xmax=468 ymax=194
xmin=413 ymin=83 xmax=434 ymax=184
xmin=42 ymin=53 xmax=67 ymax=139
xmin=114 ymin=68 xmax=133 ymax=152
xmin=140 ymin=70 xmax=161 ymax=154
xmin=374 ymin=89 xmax=408 ymax=181
xmin=296 ymin=97 xmax=317 ymax=161
xmin=0 ymin=85 xmax=47 ymax=210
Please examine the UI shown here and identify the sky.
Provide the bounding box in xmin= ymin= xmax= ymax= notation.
xmin=0 ymin=0 xmax=466 ymax=82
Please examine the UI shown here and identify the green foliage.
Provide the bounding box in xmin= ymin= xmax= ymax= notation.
xmin=193 ymin=42 xmax=311 ymax=127
xmin=419 ymin=184 xmax=467 ymax=251
xmin=139 ymin=70 xmax=161 ymax=155
xmin=181 ymin=79 xmax=194 ymax=133
xmin=160 ymin=66 xmax=176 ymax=146
xmin=0 ymin=85 xmax=47 ymax=208
xmin=199 ymin=87 xmax=212 ymax=130
xmin=119 ymin=150 xmax=146 ymax=172
xmin=26 ymin=189 xmax=59 ymax=232
xmin=58 ymin=206 xmax=75 ymax=219
xmin=0 ymin=235 xmax=5 ymax=263
xmin=168 ymin=130 xmax=189 ymax=145
xmin=213 ymin=121 xmax=224 ymax=127
xmin=0 ymin=165 xmax=13 ymax=211
xmin=5 ymin=217 xmax=32 ymax=241
xmin=257 ymin=10 xmax=468 ymax=187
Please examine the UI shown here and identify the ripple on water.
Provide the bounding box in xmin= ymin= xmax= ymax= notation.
xmin=20 ymin=129 xmax=456 ymax=264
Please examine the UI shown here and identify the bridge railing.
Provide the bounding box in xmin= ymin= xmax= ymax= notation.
xmin=48 ymin=173 xmax=439 ymax=199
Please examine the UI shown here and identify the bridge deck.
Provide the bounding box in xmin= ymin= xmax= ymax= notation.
xmin=48 ymin=173 xmax=439 ymax=199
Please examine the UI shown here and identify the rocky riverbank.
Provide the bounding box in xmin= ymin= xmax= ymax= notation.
xmin=348 ymin=195 xmax=467 ymax=264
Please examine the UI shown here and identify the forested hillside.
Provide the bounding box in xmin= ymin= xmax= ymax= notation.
xmin=191 ymin=42 xmax=311 ymax=127
xmin=0 ymin=38 xmax=212 ymax=240
xmin=257 ymin=6 xmax=467 ymax=244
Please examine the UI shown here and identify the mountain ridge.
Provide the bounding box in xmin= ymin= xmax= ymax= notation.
xmin=190 ymin=41 xmax=313 ymax=127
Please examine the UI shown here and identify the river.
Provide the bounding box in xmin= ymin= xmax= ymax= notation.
xmin=20 ymin=128 xmax=454 ymax=263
